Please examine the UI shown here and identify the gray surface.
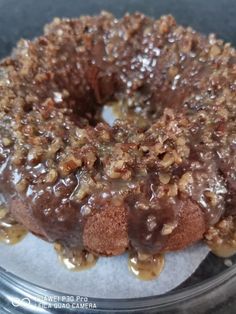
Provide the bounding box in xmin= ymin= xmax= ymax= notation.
xmin=0 ymin=0 xmax=236 ymax=59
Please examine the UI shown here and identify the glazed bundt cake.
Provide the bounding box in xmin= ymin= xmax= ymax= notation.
xmin=0 ymin=12 xmax=235 ymax=258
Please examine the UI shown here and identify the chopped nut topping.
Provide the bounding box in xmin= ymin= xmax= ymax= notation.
xmin=45 ymin=169 xmax=58 ymax=183
xmin=159 ymin=172 xmax=171 ymax=184
xmin=161 ymin=222 xmax=177 ymax=235
xmin=16 ymin=179 xmax=28 ymax=193
xmin=204 ymin=191 xmax=218 ymax=207
xmin=167 ymin=183 xmax=178 ymax=197
xmin=205 ymin=217 xmax=236 ymax=257
xmin=210 ymin=45 xmax=221 ymax=57
xmin=27 ymin=147 xmax=44 ymax=165
xmin=160 ymin=153 xmax=175 ymax=167
xmin=59 ymin=156 xmax=82 ymax=176
xmin=178 ymin=172 xmax=193 ymax=193
xmin=2 ymin=137 xmax=12 ymax=147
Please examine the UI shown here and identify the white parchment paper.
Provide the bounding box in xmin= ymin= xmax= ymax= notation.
xmin=0 ymin=234 xmax=209 ymax=298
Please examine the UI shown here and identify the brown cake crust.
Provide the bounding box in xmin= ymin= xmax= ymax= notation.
xmin=163 ymin=200 xmax=206 ymax=252
xmin=0 ymin=12 xmax=235 ymax=256
xmin=83 ymin=204 xmax=128 ymax=256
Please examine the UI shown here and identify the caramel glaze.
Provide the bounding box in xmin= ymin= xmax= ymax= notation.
xmin=0 ymin=13 xmax=235 ymax=259
xmin=0 ymin=197 xmax=27 ymax=244
xmin=128 ymin=251 xmax=164 ymax=280
xmin=0 ymin=212 xmax=27 ymax=244
xmin=205 ymin=216 xmax=236 ymax=258
xmin=54 ymin=243 xmax=98 ymax=271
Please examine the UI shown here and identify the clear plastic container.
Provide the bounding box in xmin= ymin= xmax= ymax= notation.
xmin=0 ymin=0 xmax=236 ymax=313
xmin=0 ymin=254 xmax=236 ymax=313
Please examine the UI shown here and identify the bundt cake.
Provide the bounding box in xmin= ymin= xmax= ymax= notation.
xmin=0 ymin=12 xmax=235 ymax=259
